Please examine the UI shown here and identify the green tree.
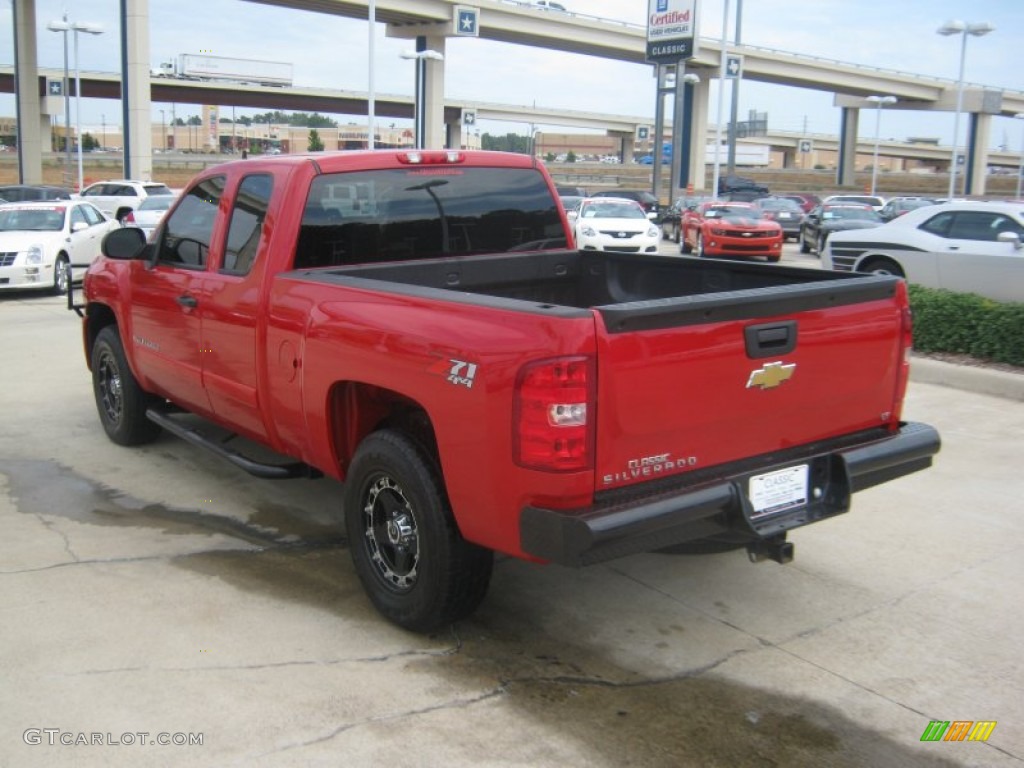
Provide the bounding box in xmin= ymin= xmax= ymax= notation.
xmin=566 ymin=150 xmax=577 ymax=163
xmin=307 ymin=128 xmax=324 ymax=152
xmin=81 ymin=132 xmax=100 ymax=151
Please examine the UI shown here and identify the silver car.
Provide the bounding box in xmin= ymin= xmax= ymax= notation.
xmin=824 ymin=201 xmax=1024 ymax=303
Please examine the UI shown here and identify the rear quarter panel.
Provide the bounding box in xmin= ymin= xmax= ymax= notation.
xmin=266 ymin=275 xmax=599 ymax=557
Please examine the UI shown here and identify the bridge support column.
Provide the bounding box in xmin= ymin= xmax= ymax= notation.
xmin=13 ymin=0 xmax=43 ymax=184
xmin=413 ymin=35 xmax=447 ymax=150
xmin=121 ymin=0 xmax=152 ymax=180
xmin=836 ymin=106 xmax=858 ymax=187
xmin=964 ymin=112 xmax=991 ymax=196
xmin=687 ymin=78 xmax=710 ymax=192
xmin=620 ymin=135 xmax=636 ymax=164
xmin=669 ymin=67 xmax=696 ymax=200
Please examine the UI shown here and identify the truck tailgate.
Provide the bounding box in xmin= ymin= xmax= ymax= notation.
xmin=592 ymin=278 xmax=905 ymax=491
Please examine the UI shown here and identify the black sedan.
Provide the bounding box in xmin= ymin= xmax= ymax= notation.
xmin=799 ymin=204 xmax=884 ymax=255
xmin=753 ymin=196 xmax=805 ymax=241
xmin=660 ymin=195 xmax=714 ymax=242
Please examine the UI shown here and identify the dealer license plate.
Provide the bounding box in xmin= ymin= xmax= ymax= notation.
xmin=749 ymin=465 xmax=809 ymax=519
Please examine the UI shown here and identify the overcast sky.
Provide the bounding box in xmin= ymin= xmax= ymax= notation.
xmin=1 ymin=0 xmax=1022 ymax=149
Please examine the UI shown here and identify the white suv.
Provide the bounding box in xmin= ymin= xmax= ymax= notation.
xmin=79 ymin=180 xmax=174 ymax=221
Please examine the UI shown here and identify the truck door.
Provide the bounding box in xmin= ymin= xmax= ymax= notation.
xmin=127 ymin=177 xmax=225 ymax=416
xmin=200 ymin=173 xmax=276 ymax=441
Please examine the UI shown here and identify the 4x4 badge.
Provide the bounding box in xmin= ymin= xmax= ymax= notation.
xmin=747 ymin=361 xmax=795 ymax=390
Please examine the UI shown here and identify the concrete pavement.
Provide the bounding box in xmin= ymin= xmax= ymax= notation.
xmin=1 ymin=291 xmax=1021 ymax=767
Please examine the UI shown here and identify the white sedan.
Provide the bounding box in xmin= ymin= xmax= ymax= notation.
xmin=824 ymin=201 xmax=1024 ymax=303
xmin=0 ymin=200 xmax=119 ymax=294
xmin=569 ymin=197 xmax=660 ymax=254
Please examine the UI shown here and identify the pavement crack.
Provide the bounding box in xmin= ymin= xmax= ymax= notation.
xmin=33 ymin=512 xmax=80 ymax=564
xmin=257 ymin=685 xmax=506 ymax=757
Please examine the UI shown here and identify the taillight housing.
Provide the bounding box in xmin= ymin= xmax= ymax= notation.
xmin=513 ymin=356 xmax=595 ymax=472
xmin=123 ymin=211 xmax=136 ymax=224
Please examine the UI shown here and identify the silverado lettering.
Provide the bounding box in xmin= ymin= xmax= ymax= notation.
xmin=75 ymin=149 xmax=940 ymax=632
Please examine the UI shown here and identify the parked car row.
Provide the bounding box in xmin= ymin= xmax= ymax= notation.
xmin=0 ymin=180 xmax=179 ymax=295
xmin=651 ymin=192 xmax=1020 ymax=302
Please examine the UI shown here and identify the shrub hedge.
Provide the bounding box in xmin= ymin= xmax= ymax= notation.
xmin=908 ymin=284 xmax=1024 ymax=368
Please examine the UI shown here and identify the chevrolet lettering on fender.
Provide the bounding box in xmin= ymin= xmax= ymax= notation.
xmin=74 ymin=148 xmax=939 ymax=632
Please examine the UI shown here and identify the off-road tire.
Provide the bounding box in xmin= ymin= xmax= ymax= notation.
xmin=91 ymin=326 xmax=162 ymax=446
xmin=344 ymin=429 xmax=493 ymax=633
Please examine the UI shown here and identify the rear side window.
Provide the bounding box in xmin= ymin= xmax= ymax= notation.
xmin=294 ymin=167 xmax=565 ymax=268
xmin=222 ymin=174 xmax=273 ymax=275
xmin=156 ymin=176 xmax=225 ymax=268
xmin=919 ymin=211 xmax=1024 ymax=241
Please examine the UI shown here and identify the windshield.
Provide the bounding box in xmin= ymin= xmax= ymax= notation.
xmin=758 ymin=199 xmax=801 ymax=212
xmin=0 ymin=207 xmax=66 ymax=231
xmin=824 ymin=207 xmax=882 ymax=222
xmin=705 ymin=205 xmax=757 ymax=221
xmin=138 ymin=196 xmax=174 ymax=211
xmin=581 ymin=202 xmax=645 ymax=219
xmin=295 ymin=167 xmax=566 ymax=267
xmin=829 ymin=196 xmax=882 ymax=207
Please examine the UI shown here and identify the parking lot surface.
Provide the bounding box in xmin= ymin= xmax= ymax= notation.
xmin=1 ymin=288 xmax=1021 ymax=767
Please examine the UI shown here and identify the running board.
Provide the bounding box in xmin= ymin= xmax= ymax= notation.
xmin=146 ymin=408 xmax=320 ymax=480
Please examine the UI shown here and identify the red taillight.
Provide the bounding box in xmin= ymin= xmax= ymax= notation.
xmin=397 ymin=151 xmax=465 ymax=165
xmin=513 ymin=356 xmax=595 ymax=472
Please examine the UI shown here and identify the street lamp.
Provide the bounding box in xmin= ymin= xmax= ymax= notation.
xmin=866 ymin=95 xmax=897 ymax=196
xmin=47 ymin=14 xmax=103 ymax=192
xmin=400 ymin=49 xmax=444 ymax=150
xmin=1015 ymin=112 xmax=1024 ymax=200
xmin=936 ymin=19 xmax=994 ymax=199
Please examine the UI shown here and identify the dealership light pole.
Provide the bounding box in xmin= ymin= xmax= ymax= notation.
xmin=866 ymin=95 xmax=897 ymax=196
xmin=712 ymin=0 xmax=731 ymax=199
xmin=47 ymin=14 xmax=103 ymax=192
xmin=368 ymin=0 xmax=376 ymax=148
xmin=936 ymin=20 xmax=994 ymax=199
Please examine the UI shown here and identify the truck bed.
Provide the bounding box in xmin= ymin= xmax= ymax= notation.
xmin=289 ymin=250 xmax=900 ymax=328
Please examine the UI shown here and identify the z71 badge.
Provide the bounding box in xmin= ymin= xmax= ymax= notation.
xmin=427 ymin=357 xmax=478 ymax=389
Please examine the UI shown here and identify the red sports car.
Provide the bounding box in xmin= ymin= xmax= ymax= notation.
xmin=681 ymin=202 xmax=784 ymax=262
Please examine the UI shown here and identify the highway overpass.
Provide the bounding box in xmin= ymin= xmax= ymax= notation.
xmin=9 ymin=0 xmax=1023 ymax=192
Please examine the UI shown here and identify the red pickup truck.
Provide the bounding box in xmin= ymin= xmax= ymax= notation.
xmin=77 ymin=150 xmax=939 ymax=631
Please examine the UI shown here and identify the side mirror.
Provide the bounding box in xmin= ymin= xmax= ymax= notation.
xmin=102 ymin=226 xmax=147 ymax=260
xmin=647 ymin=211 xmax=657 ymax=220
xmin=566 ymin=210 xmax=578 ymax=223
xmin=997 ymin=231 xmax=1022 ymax=250
xmin=71 ymin=221 xmax=89 ymax=233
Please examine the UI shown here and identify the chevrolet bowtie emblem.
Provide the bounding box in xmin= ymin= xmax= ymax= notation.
xmin=747 ymin=361 xmax=796 ymax=390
